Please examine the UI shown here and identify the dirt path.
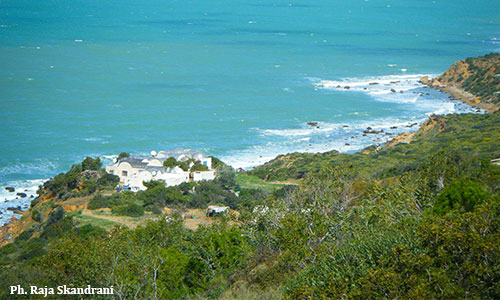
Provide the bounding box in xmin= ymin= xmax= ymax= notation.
xmin=80 ymin=208 xmax=153 ymax=229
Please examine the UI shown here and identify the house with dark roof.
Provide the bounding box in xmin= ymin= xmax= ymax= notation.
xmin=105 ymin=149 xmax=215 ymax=191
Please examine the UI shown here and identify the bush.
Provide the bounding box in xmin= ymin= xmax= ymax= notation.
xmin=30 ymin=197 xmax=40 ymax=208
xmin=44 ymin=206 xmax=65 ymax=229
xmin=118 ymin=152 xmax=130 ymax=160
xmin=434 ymin=178 xmax=490 ymax=215
xmin=138 ymin=181 xmax=189 ymax=207
xmin=0 ymin=243 xmax=17 ymax=257
xmin=215 ymin=167 xmax=239 ymax=191
xmin=88 ymin=193 xmax=133 ymax=210
xmin=190 ymin=161 xmax=209 ymax=172
xmin=79 ymin=179 xmax=98 ymax=196
xmin=41 ymin=217 xmax=74 ymax=240
xmin=97 ymin=172 xmax=119 ymax=188
xmin=163 ymin=157 xmax=177 ymax=168
xmin=31 ymin=209 xmax=42 ymax=222
xmin=112 ymin=203 xmax=144 ymax=217
xmin=210 ymin=156 xmax=227 ymax=169
xmin=151 ymin=205 xmax=163 ymax=215
xmin=81 ymin=157 xmax=102 ymax=171
xmin=78 ymin=224 xmax=106 ymax=239
xmin=15 ymin=228 xmax=35 ymax=242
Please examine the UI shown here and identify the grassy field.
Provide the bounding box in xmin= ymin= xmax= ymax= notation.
xmin=236 ymin=173 xmax=297 ymax=192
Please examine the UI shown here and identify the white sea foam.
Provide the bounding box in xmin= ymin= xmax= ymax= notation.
xmin=310 ymin=73 xmax=448 ymax=105
xmin=83 ymin=137 xmax=106 ymax=143
xmin=221 ymin=73 xmax=479 ymax=170
xmin=0 ymin=178 xmax=47 ymax=226
xmin=101 ymin=155 xmax=118 ymax=164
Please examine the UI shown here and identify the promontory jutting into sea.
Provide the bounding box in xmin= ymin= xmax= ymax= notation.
xmin=0 ymin=0 xmax=499 ymax=219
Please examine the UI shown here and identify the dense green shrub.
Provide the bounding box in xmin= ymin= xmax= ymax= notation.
xmin=31 ymin=209 xmax=42 ymax=222
xmin=112 ymin=203 xmax=144 ymax=217
xmin=118 ymin=152 xmax=130 ymax=160
xmin=15 ymin=228 xmax=35 ymax=242
xmin=77 ymin=224 xmax=106 ymax=239
xmin=138 ymin=180 xmax=189 ymax=207
xmin=434 ymin=178 xmax=490 ymax=215
xmin=87 ymin=192 xmax=134 ymax=209
xmin=44 ymin=206 xmax=65 ymax=229
xmin=96 ymin=172 xmax=119 ymax=188
xmin=190 ymin=161 xmax=209 ymax=172
xmin=81 ymin=157 xmax=102 ymax=171
xmin=163 ymin=156 xmax=177 ymax=168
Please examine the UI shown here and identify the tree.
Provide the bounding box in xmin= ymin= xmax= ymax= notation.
xmin=118 ymin=152 xmax=130 ymax=160
xmin=190 ymin=161 xmax=208 ymax=172
xmin=163 ymin=157 xmax=177 ymax=168
xmin=81 ymin=157 xmax=102 ymax=171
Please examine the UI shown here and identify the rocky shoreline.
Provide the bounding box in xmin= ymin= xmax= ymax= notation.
xmin=419 ymin=75 xmax=498 ymax=113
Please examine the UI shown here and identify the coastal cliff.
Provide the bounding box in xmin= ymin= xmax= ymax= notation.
xmin=420 ymin=52 xmax=500 ymax=112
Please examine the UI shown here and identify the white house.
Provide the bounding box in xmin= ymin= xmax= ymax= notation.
xmin=106 ymin=149 xmax=216 ymax=191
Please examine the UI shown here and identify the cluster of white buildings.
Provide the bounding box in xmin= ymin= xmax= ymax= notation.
xmin=105 ymin=149 xmax=216 ymax=191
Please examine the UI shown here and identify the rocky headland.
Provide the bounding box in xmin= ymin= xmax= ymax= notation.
xmin=420 ymin=52 xmax=500 ymax=113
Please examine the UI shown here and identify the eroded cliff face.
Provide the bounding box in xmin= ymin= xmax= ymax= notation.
xmin=421 ymin=53 xmax=500 ymax=112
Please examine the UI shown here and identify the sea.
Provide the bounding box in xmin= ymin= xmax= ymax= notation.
xmin=0 ymin=0 xmax=499 ymax=224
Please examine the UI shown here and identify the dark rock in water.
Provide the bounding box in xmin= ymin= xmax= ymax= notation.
xmin=345 ymin=143 xmax=350 ymax=146
xmin=337 ymin=85 xmax=341 ymax=88
xmin=343 ymin=125 xmax=349 ymax=128
xmin=367 ymin=127 xmax=372 ymax=130
xmin=425 ymin=93 xmax=430 ymax=95
xmin=400 ymin=90 xmax=404 ymax=93
xmin=16 ymin=192 xmax=27 ymax=198
xmin=362 ymin=134 xmax=367 ymax=136
xmin=390 ymin=126 xmax=398 ymax=129
xmin=344 ymin=86 xmax=350 ymax=89
xmin=363 ymin=87 xmax=367 ymax=90
xmin=385 ymin=132 xmax=392 ymax=135
xmin=30 ymin=195 xmax=34 ymax=198
xmin=390 ymin=88 xmax=396 ymax=93
xmin=363 ymin=129 xmax=383 ymax=134
xmin=307 ymin=122 xmax=318 ymax=127
xmin=5 ymin=187 xmax=15 ymax=192
xmin=7 ymin=206 xmax=23 ymax=214
xmin=369 ymin=82 xmax=379 ymax=85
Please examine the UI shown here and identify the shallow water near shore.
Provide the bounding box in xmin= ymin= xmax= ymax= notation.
xmin=0 ymin=0 xmax=499 ymax=222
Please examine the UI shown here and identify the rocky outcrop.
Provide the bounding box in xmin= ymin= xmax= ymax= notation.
xmin=386 ymin=115 xmax=447 ymax=148
xmin=420 ymin=53 xmax=500 ymax=113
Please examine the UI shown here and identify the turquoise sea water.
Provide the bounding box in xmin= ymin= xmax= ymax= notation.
xmin=0 ymin=0 xmax=499 ymax=219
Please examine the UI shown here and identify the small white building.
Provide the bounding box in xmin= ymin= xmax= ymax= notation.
xmin=106 ymin=149 xmax=216 ymax=191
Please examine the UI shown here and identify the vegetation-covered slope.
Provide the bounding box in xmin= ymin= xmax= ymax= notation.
xmin=421 ymin=52 xmax=500 ymax=111
xmin=250 ymin=112 xmax=500 ymax=181
xmin=438 ymin=53 xmax=500 ymax=104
